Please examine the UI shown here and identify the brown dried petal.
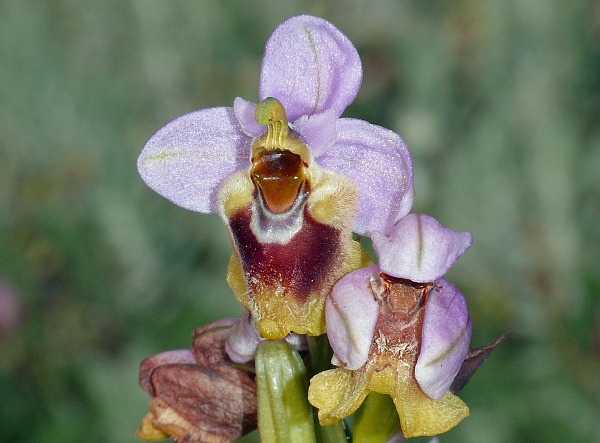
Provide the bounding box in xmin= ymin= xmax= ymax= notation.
xmin=139 ymin=397 xmax=215 ymax=442
xmin=149 ymin=363 xmax=257 ymax=442
xmin=192 ymin=318 xmax=238 ymax=366
xmin=139 ymin=350 xmax=196 ymax=396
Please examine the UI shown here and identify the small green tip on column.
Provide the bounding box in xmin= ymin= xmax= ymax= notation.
xmin=255 ymin=97 xmax=289 ymax=148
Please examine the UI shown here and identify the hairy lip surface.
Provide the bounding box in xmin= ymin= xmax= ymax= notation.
xmin=229 ymin=205 xmax=340 ymax=302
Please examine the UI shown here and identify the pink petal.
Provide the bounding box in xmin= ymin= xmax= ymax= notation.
xmin=293 ymin=109 xmax=337 ymax=157
xmin=318 ymin=118 xmax=414 ymax=236
xmin=373 ymin=214 xmax=472 ymax=283
xmin=415 ymin=278 xmax=471 ymax=400
xmin=259 ymin=15 xmax=362 ymax=122
xmin=138 ymin=107 xmax=251 ymax=213
xmin=225 ymin=311 xmax=261 ymax=364
xmin=233 ymin=97 xmax=264 ymax=138
xmin=326 ymin=265 xmax=380 ymax=370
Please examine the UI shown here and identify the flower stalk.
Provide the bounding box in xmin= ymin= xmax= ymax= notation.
xmin=353 ymin=392 xmax=400 ymax=443
xmin=307 ymin=335 xmax=349 ymax=443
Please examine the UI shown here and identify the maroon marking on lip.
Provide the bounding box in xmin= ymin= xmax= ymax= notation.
xmin=228 ymin=206 xmax=340 ymax=302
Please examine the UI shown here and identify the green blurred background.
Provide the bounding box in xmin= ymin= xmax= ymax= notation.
xmin=1 ymin=1 xmax=599 ymax=442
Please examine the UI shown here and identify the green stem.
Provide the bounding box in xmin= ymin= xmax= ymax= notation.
xmin=307 ymin=335 xmax=350 ymax=443
xmin=353 ymin=392 xmax=401 ymax=443
xmin=306 ymin=334 xmax=334 ymax=374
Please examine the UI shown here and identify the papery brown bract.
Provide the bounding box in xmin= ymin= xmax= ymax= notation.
xmin=450 ymin=333 xmax=508 ymax=394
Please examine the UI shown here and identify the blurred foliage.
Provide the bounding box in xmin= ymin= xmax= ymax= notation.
xmin=1 ymin=1 xmax=599 ymax=442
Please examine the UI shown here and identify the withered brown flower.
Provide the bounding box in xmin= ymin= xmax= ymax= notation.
xmin=137 ymin=319 xmax=257 ymax=443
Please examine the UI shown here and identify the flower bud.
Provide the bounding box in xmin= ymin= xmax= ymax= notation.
xmin=255 ymin=340 xmax=316 ymax=443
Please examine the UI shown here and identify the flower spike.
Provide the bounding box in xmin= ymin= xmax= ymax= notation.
xmin=137 ymin=13 xmax=489 ymax=443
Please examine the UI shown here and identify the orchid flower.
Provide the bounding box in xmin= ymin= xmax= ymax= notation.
xmin=308 ymin=214 xmax=473 ymax=438
xmin=137 ymin=15 xmax=413 ymax=340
